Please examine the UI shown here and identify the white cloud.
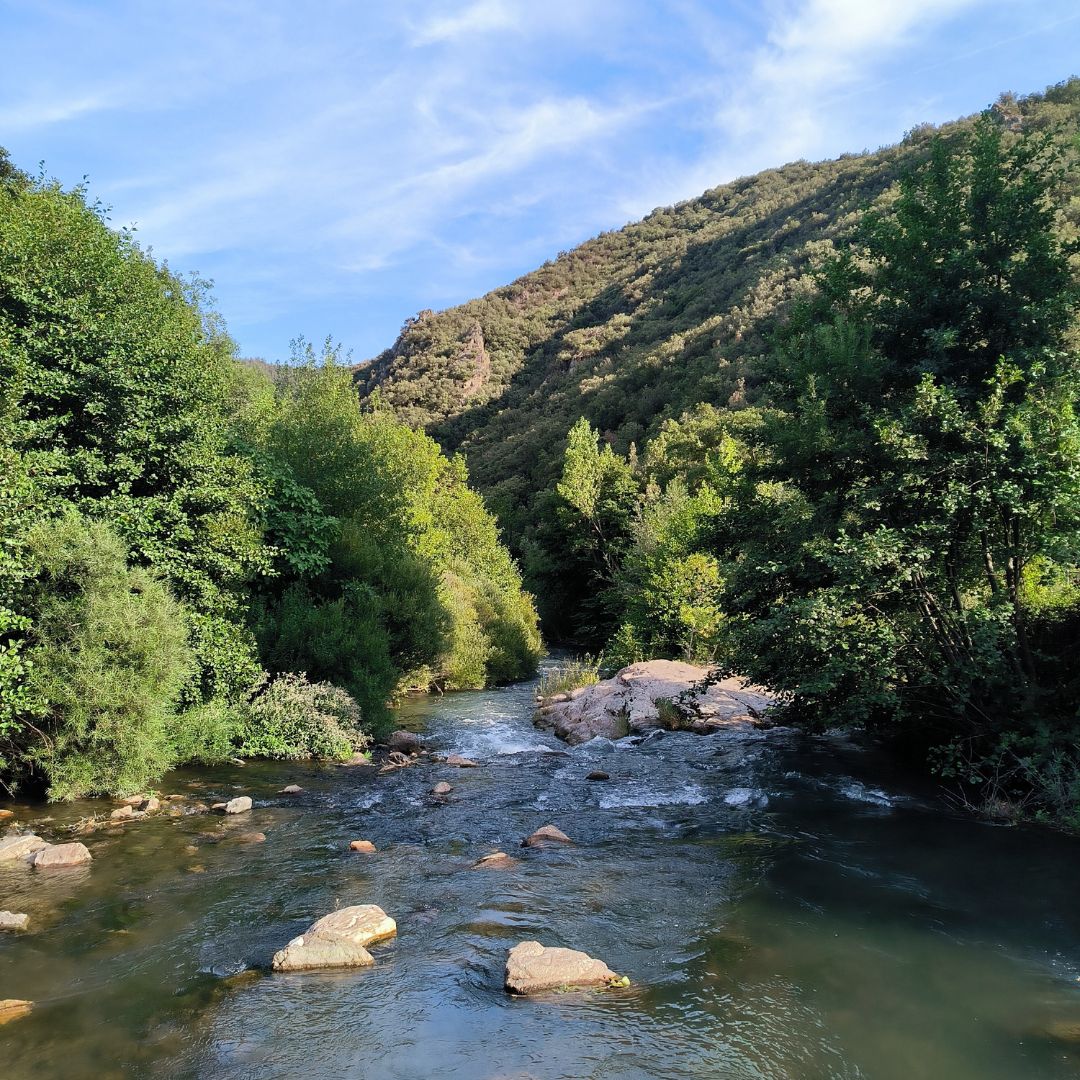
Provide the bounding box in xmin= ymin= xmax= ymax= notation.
xmin=412 ymin=0 xmax=518 ymax=45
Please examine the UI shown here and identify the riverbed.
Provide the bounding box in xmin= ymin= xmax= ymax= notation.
xmin=2 ymin=668 xmax=1080 ymax=1078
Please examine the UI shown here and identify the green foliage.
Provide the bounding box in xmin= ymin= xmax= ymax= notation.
xmin=236 ymin=673 xmax=369 ymax=761
xmin=13 ymin=516 xmax=193 ymax=800
xmin=537 ymin=655 xmax=603 ymax=699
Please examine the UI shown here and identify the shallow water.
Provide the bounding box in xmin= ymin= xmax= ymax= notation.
xmin=3 ymin=668 xmax=1080 ymax=1079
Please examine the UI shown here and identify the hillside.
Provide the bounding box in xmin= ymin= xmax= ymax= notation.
xmin=356 ymin=81 xmax=1080 ymax=554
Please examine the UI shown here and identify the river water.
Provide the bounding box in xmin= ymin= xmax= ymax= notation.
xmin=2 ymin=667 xmax=1080 ymax=1079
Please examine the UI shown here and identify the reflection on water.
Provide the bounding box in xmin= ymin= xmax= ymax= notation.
xmin=2 ymin=667 xmax=1080 ymax=1079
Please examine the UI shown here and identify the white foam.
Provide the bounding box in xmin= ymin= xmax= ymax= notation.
xmin=838 ymin=780 xmax=895 ymax=807
xmin=597 ymin=782 xmax=707 ymax=809
xmin=723 ymin=787 xmax=769 ymax=808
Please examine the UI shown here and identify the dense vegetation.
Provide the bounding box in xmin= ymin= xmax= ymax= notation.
xmin=0 ymin=154 xmax=539 ymax=799
xmin=361 ymin=82 xmax=1080 ymax=826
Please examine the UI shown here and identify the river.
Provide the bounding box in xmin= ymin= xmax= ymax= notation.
xmin=2 ymin=665 xmax=1080 ymax=1078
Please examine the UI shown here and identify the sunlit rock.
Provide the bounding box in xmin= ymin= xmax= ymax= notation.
xmin=32 ymin=842 xmax=92 ymax=868
xmin=522 ymin=824 xmax=572 ymax=847
xmin=0 ymin=834 xmax=48 ymax=862
xmin=272 ymin=905 xmax=396 ymax=972
xmin=504 ymin=941 xmax=617 ymax=994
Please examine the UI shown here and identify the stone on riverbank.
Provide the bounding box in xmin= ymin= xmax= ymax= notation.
xmin=522 ymin=825 xmax=572 ymax=848
xmin=0 ymin=834 xmax=48 ymax=862
xmin=535 ymin=660 xmax=774 ymax=745
xmin=32 ymin=842 xmax=92 ymax=868
xmin=349 ymin=839 xmax=376 ymax=853
xmin=505 ymin=941 xmax=617 ymax=994
xmin=0 ymin=911 xmax=28 ymax=931
xmin=272 ymin=905 xmax=396 ymax=972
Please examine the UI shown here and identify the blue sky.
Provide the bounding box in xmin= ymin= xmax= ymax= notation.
xmin=2 ymin=1 xmax=1078 ymax=362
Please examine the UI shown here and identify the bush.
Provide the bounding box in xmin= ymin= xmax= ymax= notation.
xmin=17 ymin=515 xmax=194 ymax=799
xmin=236 ymin=673 xmax=369 ymax=761
xmin=537 ymin=654 xmax=604 ymax=699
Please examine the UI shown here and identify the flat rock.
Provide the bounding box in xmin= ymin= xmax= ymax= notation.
xmin=586 ymin=771 xmax=610 ymax=781
xmin=386 ymin=730 xmax=422 ymax=755
xmin=272 ymin=904 xmax=396 ymax=972
xmin=505 ymin=941 xmax=617 ymax=994
xmin=141 ymin=796 xmax=161 ymax=813
xmin=32 ymin=842 xmax=92 ymax=868
xmin=279 ymin=784 xmax=303 ymax=794
xmin=349 ymin=839 xmax=377 ymax=853
xmin=232 ymin=832 xmax=266 ymax=844
xmin=110 ymin=805 xmax=135 ymax=821
xmin=471 ymin=851 xmax=517 ymax=870
xmin=445 ymin=754 xmax=479 ymax=768
xmin=535 ymin=660 xmax=774 ymax=745
xmin=223 ymin=797 xmax=252 ymax=815
xmin=0 ymin=911 xmax=28 ymax=931
xmin=522 ymin=825 xmax=572 ymax=848
xmin=0 ymin=834 xmax=48 ymax=862
xmin=119 ymin=795 xmax=145 ymax=807
xmin=0 ymin=999 xmax=32 ymax=1025
xmin=431 ymin=782 xmax=453 ymax=796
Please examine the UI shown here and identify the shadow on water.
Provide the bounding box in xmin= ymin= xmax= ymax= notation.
xmin=2 ymin=665 xmax=1080 ymax=1078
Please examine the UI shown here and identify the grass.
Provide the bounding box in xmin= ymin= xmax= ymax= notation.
xmin=537 ymin=655 xmax=604 ymax=700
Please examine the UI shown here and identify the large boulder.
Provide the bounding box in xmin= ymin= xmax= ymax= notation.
xmin=0 ymin=834 xmax=48 ymax=862
xmin=386 ymin=730 xmax=422 ymax=755
xmin=32 ymin=842 xmax=92 ymax=868
xmin=505 ymin=941 xmax=617 ymax=994
xmin=272 ymin=905 xmax=396 ymax=972
xmin=535 ymin=660 xmax=774 ymax=745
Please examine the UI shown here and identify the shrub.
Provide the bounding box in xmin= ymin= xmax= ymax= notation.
xmin=237 ymin=673 xmax=369 ymax=761
xmin=18 ymin=515 xmax=194 ymax=799
xmin=537 ymin=654 xmax=604 ymax=700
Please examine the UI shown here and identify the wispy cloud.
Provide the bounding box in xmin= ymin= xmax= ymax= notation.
xmin=412 ymin=0 xmax=518 ymax=45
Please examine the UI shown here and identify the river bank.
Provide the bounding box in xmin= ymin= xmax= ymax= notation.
xmin=2 ymin=668 xmax=1080 ymax=1078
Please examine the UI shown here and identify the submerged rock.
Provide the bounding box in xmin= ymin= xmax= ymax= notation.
xmin=32 ymin=842 xmax=92 ymax=868
xmin=0 ymin=911 xmax=28 ymax=931
xmin=431 ymin=782 xmax=453 ymax=796
xmin=0 ymin=999 xmax=32 ymax=1024
xmin=535 ymin=660 xmax=774 ymax=745
xmin=522 ymin=825 xmax=572 ymax=848
xmin=223 ymin=797 xmax=252 ymax=815
xmin=504 ymin=941 xmax=617 ymax=994
xmin=272 ymin=905 xmax=396 ymax=972
xmin=471 ymin=851 xmax=516 ymax=870
xmin=279 ymin=784 xmax=304 ymax=795
xmin=0 ymin=834 xmax=48 ymax=862
xmin=586 ymin=771 xmax=610 ymax=781
xmin=349 ymin=839 xmax=377 ymax=853
xmin=445 ymin=754 xmax=479 ymax=768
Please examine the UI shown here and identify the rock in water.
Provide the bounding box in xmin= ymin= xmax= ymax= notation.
xmin=535 ymin=659 xmax=774 ymax=745
xmin=110 ymin=805 xmax=135 ymax=821
xmin=445 ymin=754 xmax=479 ymax=768
xmin=0 ymin=999 xmax=32 ymax=1024
xmin=0 ymin=834 xmax=48 ymax=861
xmin=522 ymin=825 xmax=572 ymax=848
xmin=431 ymin=782 xmax=453 ymax=796
xmin=224 ymin=797 xmax=252 ymax=815
xmin=32 ymin=842 xmax=92 ymax=868
xmin=349 ymin=839 xmax=376 ymax=853
xmin=0 ymin=810 xmax=14 ymax=821
xmin=586 ymin=771 xmax=610 ymax=781
xmin=504 ymin=941 xmax=617 ymax=994
xmin=387 ymin=730 xmax=421 ymax=755
xmin=279 ymin=784 xmax=303 ymax=795
xmin=0 ymin=911 xmax=28 ymax=931
xmin=272 ymin=905 xmax=396 ymax=971
xmin=471 ymin=851 xmax=516 ymax=870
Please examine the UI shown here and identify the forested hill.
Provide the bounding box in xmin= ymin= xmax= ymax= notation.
xmin=355 ymin=81 xmax=1079 ymax=540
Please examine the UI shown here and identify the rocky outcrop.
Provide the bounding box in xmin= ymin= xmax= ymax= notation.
xmin=272 ymin=905 xmax=396 ymax=972
xmin=32 ymin=842 xmax=92 ymax=868
xmin=0 ymin=834 xmax=48 ymax=862
xmin=535 ymin=660 xmax=774 ymax=745
xmin=505 ymin=941 xmax=617 ymax=994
